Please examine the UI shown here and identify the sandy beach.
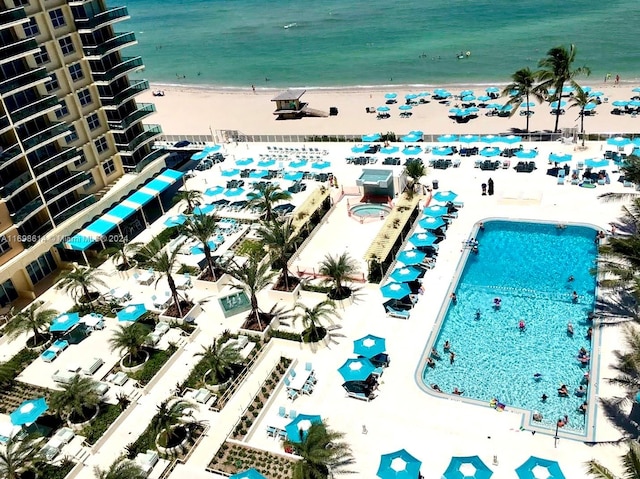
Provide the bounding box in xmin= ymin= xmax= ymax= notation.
xmin=140 ymin=82 xmax=640 ymax=138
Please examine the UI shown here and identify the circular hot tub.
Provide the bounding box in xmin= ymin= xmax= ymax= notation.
xmin=350 ymin=203 xmax=392 ymax=219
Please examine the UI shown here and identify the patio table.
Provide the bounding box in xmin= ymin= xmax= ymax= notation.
xmin=288 ymin=369 xmax=312 ymax=392
xmin=266 ymin=415 xmax=291 ymax=432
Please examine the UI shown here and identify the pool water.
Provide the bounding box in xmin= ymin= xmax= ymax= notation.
xmin=218 ymin=292 xmax=251 ymax=318
xmin=350 ymin=203 xmax=391 ymax=218
xmin=421 ymin=220 xmax=598 ymax=435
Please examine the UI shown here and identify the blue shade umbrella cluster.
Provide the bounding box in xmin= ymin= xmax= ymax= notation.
xmin=549 ymin=153 xmax=572 ymax=163
xmin=443 ymin=456 xmax=493 ymax=479
xmin=117 ymin=303 xmax=147 ymax=322
xmin=193 ymin=204 xmax=215 ymax=215
xmin=229 ymin=469 xmax=267 ymax=479
xmin=409 ymin=232 xmax=437 ymax=247
xmin=390 ymin=266 xmax=421 ymax=282
xmin=50 ymin=312 xmax=80 ymax=333
xmin=419 ymin=216 xmax=446 ymax=230
xmin=396 ymin=249 xmax=426 ymax=265
xmin=432 ymin=146 xmax=453 ymax=156
xmin=312 ymin=160 xmax=331 ymax=170
xmin=607 ymin=136 xmax=631 ymax=147
xmin=380 ymin=282 xmax=412 ymax=299
xmin=515 ymin=457 xmax=565 ymax=479
xmin=459 ymin=134 xmax=479 ymax=143
xmin=257 ymin=159 xmax=276 ymax=168
xmin=352 ymin=144 xmax=370 ymax=153
xmin=283 ymin=171 xmax=304 ymax=181
xmin=402 ymin=146 xmax=422 ymax=155
xmin=235 ymin=158 xmax=254 ymax=166
xmin=433 ymin=190 xmax=458 ymax=202
xmin=585 ymin=158 xmax=609 ymax=168
xmin=285 ymin=414 xmax=322 ymax=443
xmin=164 ymin=214 xmax=187 ymax=227
xmin=337 ymin=358 xmax=375 ymax=382
xmin=221 ymin=168 xmax=240 ymax=177
xmin=423 ymin=204 xmax=449 ymax=217
xmin=204 ymin=186 xmax=224 ymax=197
xmin=353 ymin=334 xmax=386 ymax=357
xmin=381 ymin=146 xmax=400 ymax=154
xmin=10 ymin=398 xmax=49 ymax=426
xmin=362 ymin=133 xmax=381 ymax=142
xmin=377 ymin=449 xmax=422 ymax=479
xmin=480 ymin=147 xmax=501 ymax=157
xmin=438 ymin=134 xmax=458 ymax=143
xmin=515 ymin=149 xmax=538 ymax=159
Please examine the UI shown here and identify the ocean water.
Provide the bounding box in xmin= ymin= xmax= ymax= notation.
xmin=117 ymin=0 xmax=640 ymax=88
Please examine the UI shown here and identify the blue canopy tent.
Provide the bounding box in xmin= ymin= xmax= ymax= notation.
xmin=443 ymin=456 xmax=493 ymax=479
xmin=353 ymin=334 xmax=386 ymax=358
xmin=117 ymin=304 xmax=147 ymax=322
xmin=377 ymin=449 xmax=422 ymax=479
xmin=49 ymin=312 xmax=80 ymax=333
xmin=285 ymin=414 xmax=322 ymax=443
xmin=10 ymin=398 xmax=49 ymax=426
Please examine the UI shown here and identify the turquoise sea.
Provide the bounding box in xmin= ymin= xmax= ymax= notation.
xmin=118 ymin=0 xmax=640 ymax=89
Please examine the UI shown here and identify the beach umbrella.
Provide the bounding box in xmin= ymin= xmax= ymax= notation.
xmin=484 ymin=103 xmax=502 ymax=110
xmin=409 ymin=130 xmax=424 ymax=136
xmin=401 ymin=134 xmax=421 ymax=142
xmin=10 ymin=398 xmax=48 ymax=426
xmin=353 ymin=334 xmax=387 ymax=358
xmin=193 ymin=204 xmax=215 ymax=215
xmin=438 ymin=134 xmax=458 ymax=143
xmin=230 ymin=469 xmax=266 ymax=479
xmin=582 ymin=86 xmax=592 ymax=93
xmin=419 ymin=216 xmax=446 ymax=230
xmin=462 ymin=95 xmax=476 ymax=102
xmin=585 ymin=158 xmax=609 ymax=168
xmin=486 ymin=86 xmax=500 ymax=94
xmin=480 ymin=147 xmax=501 ymax=157
xmin=433 ymin=190 xmax=458 ymax=202
xmin=405 ymin=93 xmax=418 ymax=100
xmin=377 ymin=449 xmax=422 ymax=479
xmin=409 ymin=232 xmax=437 ymax=247
xmin=224 ymin=187 xmax=245 ymax=197
xmin=500 ymin=135 xmax=522 ymax=144
xmin=402 ymin=146 xmax=422 ymax=155
xmin=460 ymin=89 xmax=474 ymax=97
xmin=562 ymin=85 xmax=575 ymax=94
xmin=338 ymin=358 xmax=375 ymax=382
xmin=235 ymin=158 xmax=254 ymax=166
xmin=443 ymin=456 xmax=493 ymax=479
xmin=632 ymin=138 xmax=640 ymax=147
xmin=191 ymin=239 xmax=219 ymax=255
xmin=362 ymin=133 xmax=381 ymax=142
xmin=548 ymin=153 xmax=572 ymax=163
xmin=629 ymin=100 xmax=640 ymax=107
xmin=285 ymin=414 xmax=322 ymax=443
xmin=390 ymin=266 xmax=422 ymax=283
xmin=249 ymin=170 xmax=269 ymax=179
xmin=381 ymin=146 xmax=400 ymax=154
xmin=377 ymin=106 xmax=391 ymax=112
xmin=49 ymin=312 xmax=80 ymax=333
xmin=190 ymin=150 xmax=209 ymax=161
xmin=498 ymin=104 xmax=513 ymax=112
xmin=399 ymin=104 xmax=413 ymax=111
xmin=588 ymin=91 xmax=604 ymax=97
xmin=164 ymin=214 xmax=187 ymax=227
xmin=477 ymin=95 xmax=491 ymax=102
xmin=583 ymin=103 xmax=597 ymax=111
xmin=418 ymin=91 xmax=430 ymax=97
xmin=312 ymin=160 xmax=331 ymax=170
xmin=385 ymin=93 xmax=397 ymax=99
xmin=633 ymin=87 xmax=640 ymax=93
xmin=117 ymin=303 xmax=147 ymax=322
xmin=396 ymin=249 xmax=426 ymax=265
xmin=459 ymin=134 xmax=479 ymax=144
xmin=257 ymin=159 xmax=276 ymax=168
xmin=612 ymin=100 xmax=629 ymax=107
xmin=283 ymin=171 xmax=304 ymax=181
xmin=515 ymin=149 xmax=538 ymax=159
xmin=481 ymin=135 xmax=500 ymax=144
xmin=520 ymin=101 xmax=536 ymax=109
xmin=607 ymin=136 xmax=631 ymax=147
xmin=352 ymin=144 xmax=369 ymax=153
xmin=465 ymin=106 xmax=480 ymax=114
xmin=515 ymin=456 xmax=565 ymax=479
xmin=204 ymin=186 xmax=224 ymax=198
xmin=290 ymin=159 xmax=307 ymax=168
xmin=550 ymin=100 xmax=566 ymax=109
xmin=380 ymin=281 xmax=412 ymax=299
xmin=221 ymin=168 xmax=240 ymax=177
xmin=423 ymin=204 xmax=449 ymax=217
xmin=432 ymin=146 xmax=453 ymax=156
xmin=211 ymin=199 xmax=230 ymax=206
xmin=273 ymin=203 xmax=296 ymax=215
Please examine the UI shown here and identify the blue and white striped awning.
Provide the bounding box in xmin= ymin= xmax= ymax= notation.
xmin=64 ymin=169 xmax=183 ymax=250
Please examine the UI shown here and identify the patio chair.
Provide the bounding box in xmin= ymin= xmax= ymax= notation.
xmin=277 ymin=430 xmax=287 ymax=440
xmin=266 ymin=426 xmax=277 ymax=437
xmin=305 ymin=362 xmax=313 ymax=372
xmin=386 ymin=305 xmax=411 ymax=319
xmin=289 ymin=410 xmax=297 ymax=419
xmin=287 ymin=389 xmax=299 ymax=401
xmin=283 ymin=377 xmax=291 ymax=387
xmin=290 ymin=370 xmax=296 ymax=378
xmin=302 ymin=382 xmax=314 ymax=395
xmin=278 ymin=406 xmax=287 ymax=417
xmin=41 ymin=349 xmax=58 ymax=363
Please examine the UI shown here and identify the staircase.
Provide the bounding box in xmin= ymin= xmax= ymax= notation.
xmin=303 ymin=107 xmax=329 ymax=117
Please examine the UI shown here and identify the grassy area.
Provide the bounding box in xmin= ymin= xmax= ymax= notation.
xmin=81 ymin=403 xmax=123 ymax=445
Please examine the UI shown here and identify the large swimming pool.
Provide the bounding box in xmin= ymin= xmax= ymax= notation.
xmin=421 ymin=220 xmax=598 ymax=435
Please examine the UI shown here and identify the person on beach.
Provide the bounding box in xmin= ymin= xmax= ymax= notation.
xmin=251 ymin=84 xmax=255 ymax=93
xmin=615 ymin=74 xmax=620 ymax=85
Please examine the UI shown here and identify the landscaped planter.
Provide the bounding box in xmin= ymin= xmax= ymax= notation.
xmin=120 ymin=350 xmax=150 ymax=373
xmin=195 ymin=272 xmax=232 ymax=295
xmin=25 ymin=335 xmax=52 ymax=353
xmin=155 ymin=425 xmax=191 ymax=455
xmin=159 ymin=302 xmax=202 ymax=325
xmin=203 ymin=370 xmax=233 ymax=393
xmin=330 ymin=292 xmax=355 ymax=310
xmin=268 ymin=281 xmax=301 ymax=306
xmin=67 ymin=404 xmax=100 ymax=431
xmin=239 ymin=314 xmax=279 ymax=339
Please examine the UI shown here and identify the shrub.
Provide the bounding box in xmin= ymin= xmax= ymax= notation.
xmin=300 ymin=283 xmax=332 ymax=294
xmin=81 ymin=404 xmax=122 ymax=444
xmin=269 ymin=329 xmax=302 ymax=342
xmin=130 ymin=346 xmax=177 ymax=385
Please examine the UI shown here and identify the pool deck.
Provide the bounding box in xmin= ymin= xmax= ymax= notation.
xmin=2 ymin=139 xmax=634 ymax=478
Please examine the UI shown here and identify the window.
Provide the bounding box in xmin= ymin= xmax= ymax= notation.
xmin=14 ymin=0 xmax=30 ymax=6
xmin=26 ymin=251 xmax=57 ymax=285
xmin=73 ymin=153 xmax=87 ymax=168
xmin=0 ymin=279 xmax=17 ymax=307
xmin=44 ymin=72 xmax=59 ymax=92
xmin=95 ymin=136 xmax=108 ymax=154
xmin=23 ymin=18 xmax=39 ymax=37
xmin=68 ymin=63 xmax=83 ymax=82
xmin=86 ymin=112 xmax=100 ymax=131
xmin=49 ymin=8 xmax=66 ymax=28
xmin=55 ymin=99 xmax=69 ymax=119
xmin=58 ymin=36 xmax=74 ymax=56
xmin=77 ymin=88 xmax=92 ymax=107
xmin=102 ymin=159 xmax=115 ymax=176
xmin=0 ymin=236 xmax=11 ymax=257
xmin=83 ymin=175 xmax=95 ymax=191
xmin=33 ymin=47 xmax=50 ymax=66
xmin=65 ymin=125 xmax=78 ymax=144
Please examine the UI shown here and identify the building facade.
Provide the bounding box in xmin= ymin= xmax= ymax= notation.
xmin=0 ymin=0 xmax=164 ymax=305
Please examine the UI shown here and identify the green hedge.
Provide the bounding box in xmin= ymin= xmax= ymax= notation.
xmin=269 ymin=330 xmax=302 ymax=342
xmin=81 ymin=403 xmax=122 ymax=445
xmin=4 ymin=348 xmax=38 ymax=381
xmin=301 ymin=283 xmax=331 ymax=294
xmin=130 ymin=346 xmax=177 ymax=385
xmin=36 ymin=459 xmax=75 ymax=479
xmin=126 ymin=423 xmax=156 ymax=459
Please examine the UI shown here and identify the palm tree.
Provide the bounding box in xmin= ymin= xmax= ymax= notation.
xmin=109 ymin=323 xmax=150 ymax=367
xmin=225 ymin=257 xmax=276 ymax=330
xmin=181 ymin=214 xmax=219 ymax=281
xmin=294 ymin=299 xmax=338 ymax=343
xmin=501 ymin=67 xmax=545 ymax=132
xmin=152 ymin=398 xmax=195 ymax=446
xmin=50 ymin=375 xmax=100 ymax=422
xmin=599 ymin=156 xmax=640 ymax=202
xmin=173 ymin=189 xmax=203 ymax=214
xmin=586 ymin=440 xmax=640 ymax=478
xmin=100 ymin=241 xmax=140 ymax=270
xmin=568 ymin=85 xmax=596 ymax=146
xmin=56 ymin=264 xmax=107 ymax=309
xmin=4 ymin=300 xmax=57 ymax=347
xmin=403 ymin=160 xmax=426 ymax=197
xmin=0 ymin=434 xmax=41 ymax=479
xmin=536 ymin=44 xmax=591 ymax=132
xmin=137 ymin=238 xmax=184 ymax=316
xmin=319 ymin=252 xmax=360 ymax=300
xmin=286 ymin=422 xmax=354 ymax=479
xmin=256 ymin=218 xmax=298 ymax=290
xmin=94 ymin=457 xmax=147 ymax=479
xmin=247 ymin=183 xmax=292 ymax=222
xmin=0 ymin=362 xmax=14 ymax=386
xmin=194 ymin=337 xmax=242 ymax=385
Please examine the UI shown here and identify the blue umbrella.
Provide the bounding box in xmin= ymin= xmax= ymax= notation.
xmin=480 ymin=147 xmax=501 ymax=157
xmin=438 ymin=134 xmax=458 ymax=143
xmin=443 ymin=456 xmax=493 ymax=479
xmin=312 ymin=160 xmax=331 ymax=170
xmin=607 ymin=136 xmax=631 ymax=147
xmin=204 ymin=186 xmax=224 ymax=198
xmin=409 ymin=130 xmax=424 ymax=136
xmin=484 ymin=103 xmax=502 ymax=110
xmin=249 ymin=170 xmax=269 ymax=179
xmin=433 ymin=190 xmax=458 ymax=202
xmin=377 ymin=106 xmax=391 ymax=112
xmin=498 ymin=104 xmax=513 ymax=112
xmin=353 ymin=334 xmax=386 ymax=358
xmin=583 ymin=103 xmax=597 ymax=111
xmin=191 ymin=150 xmax=209 ymax=161
xmin=377 ymin=449 xmax=422 ymax=479
xmin=423 ymin=204 xmax=449 ymax=217
xmin=50 ymin=312 xmax=80 ymax=333
xmin=633 ymin=87 xmax=640 ymax=93
xmin=193 ymin=204 xmax=215 ymax=215
xmin=385 ymin=93 xmax=397 ymax=99
xmin=396 ymin=249 xmax=426 ymax=265
xmin=612 ymin=100 xmax=629 ymax=107
xmin=515 ymin=149 xmax=538 ymax=159
xmin=418 ymin=216 xmax=446 ymax=230
xmin=405 ymin=93 xmax=418 ymax=100
xmin=402 ymin=146 xmax=423 ymax=155
xmin=401 ymin=134 xmax=421 ymax=142
xmin=477 ymin=95 xmax=491 ymax=102
xmin=230 ymin=470 xmax=266 ymax=479
xmin=285 ymin=414 xmax=322 ymax=443
xmin=548 ymin=152 xmax=572 ymax=163
xmin=381 ymin=146 xmax=400 ymax=154
xmin=257 ymin=159 xmax=276 ymax=168
xmin=164 ymin=214 xmax=187 ymax=227
xmin=290 ymin=159 xmax=308 ymax=168
xmin=632 ymin=138 xmax=640 ymax=147
xmin=585 ymin=158 xmax=609 ymax=168
xmin=418 ymin=91 xmax=430 ymax=97
xmin=362 ymin=133 xmax=381 ymax=142
xmin=409 ymin=232 xmax=437 ymax=247
xmin=191 ymin=239 xmax=218 ymax=255
xmin=462 ymin=95 xmax=476 ymax=102
xmin=500 ymin=135 xmax=522 ymax=144
xmin=433 ymin=146 xmax=453 ymax=156
xmin=459 ymin=134 xmax=479 ymax=143
xmin=486 ymin=86 xmax=499 ymax=93
xmin=515 ymin=456 xmax=565 ymax=479
xmin=235 ymin=158 xmax=254 ymax=166
xmin=481 ymin=135 xmax=499 ymax=143
xmin=10 ymin=398 xmax=48 ymax=426
xmin=221 ymin=168 xmax=240 ymax=177
xmin=629 ymin=100 xmax=640 ymax=108
xmin=550 ymin=100 xmax=567 ymax=109
xmin=460 ymin=89 xmax=474 ymax=97
xmin=283 ymin=171 xmax=304 ymax=181
xmin=399 ymin=104 xmax=413 ymax=111
xmin=338 ymin=358 xmax=375 ymax=382
xmin=520 ymin=101 xmax=536 ymax=108
xmin=224 ymin=187 xmax=245 ymax=197
xmin=390 ymin=266 xmax=422 ymax=283
xmin=434 ymin=89 xmax=452 ymax=98
xmin=117 ymin=303 xmax=147 ymax=322
xmin=351 ymin=144 xmax=369 ymax=153
xmin=562 ymin=85 xmax=575 ymax=94
xmin=588 ymin=90 xmax=604 ymax=97
xmin=380 ymin=282 xmax=412 ymax=299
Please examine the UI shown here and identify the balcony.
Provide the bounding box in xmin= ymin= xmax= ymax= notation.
xmin=0 ymin=68 xmax=49 ymax=97
xmin=100 ymin=80 xmax=149 ymax=109
xmin=75 ymin=6 xmax=129 ymax=33
xmin=83 ymin=32 xmax=137 ymax=59
xmin=0 ymin=144 xmax=23 ymax=167
xmin=129 ymin=148 xmax=167 ymax=173
xmin=42 ymin=171 xmax=90 ymax=202
xmin=0 ymin=39 xmax=39 ymax=65
xmin=11 ymin=96 xmax=60 ymax=124
xmin=92 ymin=56 xmax=144 ymax=84
xmin=11 ymin=196 xmax=44 ymax=224
xmin=0 ymin=170 xmax=33 ymax=198
xmin=32 ymin=148 xmax=81 ymax=176
xmin=107 ymin=103 xmax=155 ymax=132
xmin=53 ymin=195 xmax=96 ymax=224
xmin=116 ymin=125 xmax=162 ymax=154
xmin=0 ymin=8 xmax=28 ymax=30
xmin=21 ymin=123 xmax=69 ymax=152
xmin=0 ymin=115 xmax=10 ymax=134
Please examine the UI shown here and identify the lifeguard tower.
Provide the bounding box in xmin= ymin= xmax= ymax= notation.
xmin=271 ymin=89 xmax=328 ymax=119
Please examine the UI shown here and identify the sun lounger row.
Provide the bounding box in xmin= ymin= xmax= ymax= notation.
xmin=515 ymin=161 xmax=536 ymax=173
xmin=41 ymin=339 xmax=69 ymax=362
